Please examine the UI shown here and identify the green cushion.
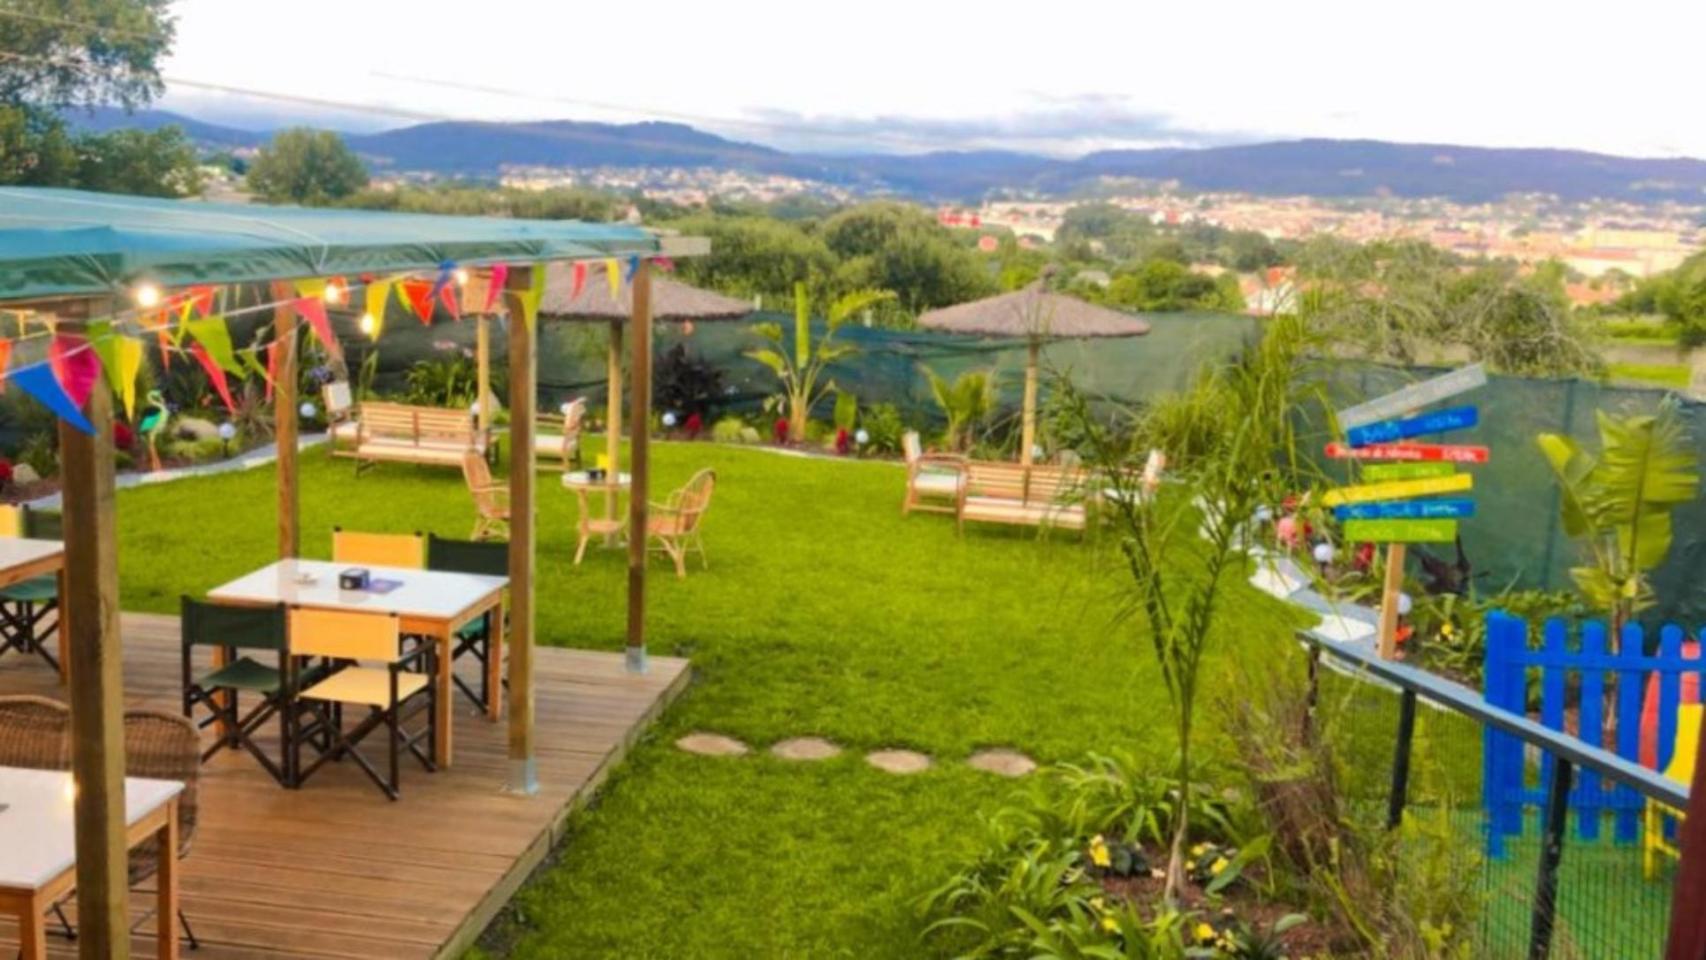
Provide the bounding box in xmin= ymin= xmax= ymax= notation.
xmin=197 ymin=656 xmax=283 ymax=693
xmin=0 ymin=576 xmax=59 ymax=603
xmin=457 ymin=619 xmax=489 ymax=643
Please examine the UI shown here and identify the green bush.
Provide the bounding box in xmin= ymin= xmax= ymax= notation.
xmin=711 ymin=416 xmax=753 ymax=444
xmin=861 ymin=403 xmax=905 ymax=454
xmin=18 ymin=432 xmax=56 ymax=480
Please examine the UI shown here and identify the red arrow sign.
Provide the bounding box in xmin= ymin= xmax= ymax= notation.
xmin=1325 ymin=442 xmax=1489 ymax=463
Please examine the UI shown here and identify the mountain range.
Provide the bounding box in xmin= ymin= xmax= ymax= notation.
xmin=69 ymin=107 xmax=1706 ymax=205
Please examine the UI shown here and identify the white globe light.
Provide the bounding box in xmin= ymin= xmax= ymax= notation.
xmin=1030 ymin=443 xmax=1044 ymax=459
xmin=1397 ymin=592 xmax=1414 ymax=616
xmin=453 ymin=268 xmax=470 ymax=286
xmin=358 ymin=312 xmax=377 ymax=336
xmin=1253 ymin=506 xmax=1274 ymax=524
xmin=662 ymin=411 xmax=678 ymax=428
xmin=560 ymin=401 xmax=574 ymax=416
xmin=1312 ymin=542 xmax=1335 ymax=565
xmin=217 ymin=422 xmax=236 ymax=440
xmin=299 ymin=401 xmax=317 ymax=419
xmin=469 ymin=401 xmax=481 ymax=415
xmin=855 ymin=429 xmax=870 ymax=445
xmin=132 ymin=282 xmax=162 ymax=309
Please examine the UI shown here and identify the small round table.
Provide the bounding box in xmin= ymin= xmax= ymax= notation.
xmin=563 ymin=471 xmax=631 ymax=563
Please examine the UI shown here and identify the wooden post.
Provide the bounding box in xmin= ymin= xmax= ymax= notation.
xmin=476 ymin=313 xmax=492 ymax=433
xmin=625 ymin=262 xmax=652 ymax=673
xmin=606 ymin=317 xmax=624 ymax=538
xmin=1021 ymin=339 xmax=1040 ymax=466
xmin=1665 ymin=706 xmax=1706 ymax=959
xmin=504 ymin=265 xmax=538 ymax=795
xmin=272 ymin=284 xmax=299 ymax=559
xmin=59 ymin=318 xmax=130 ymax=960
xmin=1377 ymin=543 xmax=1406 ymax=659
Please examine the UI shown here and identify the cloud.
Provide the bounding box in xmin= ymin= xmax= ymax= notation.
xmin=729 ymin=95 xmax=1254 ymax=157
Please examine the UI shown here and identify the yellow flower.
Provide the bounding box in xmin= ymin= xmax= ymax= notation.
xmin=1441 ymin=622 xmax=1456 ymax=638
xmin=1088 ymin=835 xmax=1111 ymax=868
xmin=1089 ymin=897 xmax=1106 ymax=912
xmin=1211 ymin=856 xmax=1230 ymax=874
xmin=1100 ymin=915 xmax=1120 ymax=933
xmin=1191 ymin=842 xmax=1209 ymax=856
xmin=1195 ymin=922 xmax=1217 ymax=944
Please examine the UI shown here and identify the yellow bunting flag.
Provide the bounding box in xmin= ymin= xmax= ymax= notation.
xmin=366 ymin=280 xmax=392 ymax=340
xmin=294 ymin=278 xmax=327 ymax=301
xmin=605 ymin=258 xmax=621 ymax=300
xmin=115 ymin=336 xmax=143 ymax=419
xmin=184 ymin=315 xmax=243 ymax=376
xmin=1322 ymin=472 xmax=1473 ymax=507
xmin=518 ymin=264 xmax=547 ymax=330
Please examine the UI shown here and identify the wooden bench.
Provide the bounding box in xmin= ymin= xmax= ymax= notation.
xmin=956 ymin=461 xmax=1094 ymax=534
xmin=348 ymin=402 xmax=492 ymax=472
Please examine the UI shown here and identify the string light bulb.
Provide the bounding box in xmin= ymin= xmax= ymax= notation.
xmin=323 ymin=280 xmax=347 ymax=305
xmin=454 ymin=268 xmax=470 ymax=286
xmin=132 ymin=282 xmax=162 ymax=309
xmin=358 ymin=312 xmax=377 ymax=336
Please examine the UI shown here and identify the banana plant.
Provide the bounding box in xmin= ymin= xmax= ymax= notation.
xmin=922 ymin=365 xmax=996 ymax=452
xmin=1537 ymin=405 xmax=1699 ymax=633
xmin=746 ymin=282 xmax=892 ymax=442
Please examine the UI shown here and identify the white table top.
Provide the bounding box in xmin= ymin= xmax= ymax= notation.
xmin=207 ymin=559 xmax=507 ymax=620
xmin=0 ymin=538 xmax=63 ymax=571
xmin=563 ymin=471 xmax=631 ymax=489
xmin=0 ymin=766 xmax=182 ymax=891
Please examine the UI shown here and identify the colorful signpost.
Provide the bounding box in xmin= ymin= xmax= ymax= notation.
xmin=1326 ymin=364 xmax=1490 ymax=658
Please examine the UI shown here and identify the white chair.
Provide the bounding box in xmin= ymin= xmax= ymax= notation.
xmin=323 ymin=381 xmax=360 ymax=453
xmin=902 ymin=431 xmax=964 ymax=516
xmin=535 ymin=398 xmax=587 ymax=471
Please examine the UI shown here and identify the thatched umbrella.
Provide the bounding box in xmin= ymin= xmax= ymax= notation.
xmin=536 ymin=260 xmax=752 ymax=471
xmin=916 ymin=282 xmax=1150 ymax=465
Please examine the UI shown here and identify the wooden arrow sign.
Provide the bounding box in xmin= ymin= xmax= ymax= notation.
xmin=1322 ymin=472 xmax=1474 ymax=507
xmin=1336 ymin=363 xmax=1487 ymax=430
xmin=1334 ymin=497 xmax=1476 ymax=521
xmin=1346 ymin=406 xmax=1478 ymax=447
xmin=1362 ymin=462 xmax=1457 ymax=482
xmin=1344 ymin=518 xmax=1459 ymax=543
xmin=1325 ymin=442 xmax=1489 ymax=463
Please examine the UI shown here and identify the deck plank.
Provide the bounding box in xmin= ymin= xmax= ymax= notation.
xmin=0 ymin=612 xmax=689 ymax=959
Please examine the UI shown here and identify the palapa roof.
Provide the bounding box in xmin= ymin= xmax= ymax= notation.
xmin=0 ymin=187 xmax=660 ymax=303
xmin=539 ymin=261 xmax=752 ymax=323
xmin=916 ymin=284 xmax=1151 ymax=340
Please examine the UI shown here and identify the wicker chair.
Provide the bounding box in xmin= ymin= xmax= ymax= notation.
xmin=646 ymin=469 xmax=716 ymax=578
xmin=461 ymin=451 xmax=511 ymax=541
xmin=0 ymin=694 xmax=70 ymax=770
xmin=123 ymin=708 xmax=201 ymax=949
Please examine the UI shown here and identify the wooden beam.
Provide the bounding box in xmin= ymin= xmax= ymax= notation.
xmin=625 ymin=262 xmax=652 ymax=672
xmin=1021 ymin=339 xmax=1039 ymax=467
xmin=476 ymin=314 xmax=492 ymax=433
xmin=59 ymin=317 xmax=130 ymax=959
xmin=606 ymin=319 xmax=623 ymax=538
xmin=504 ymin=266 xmax=538 ymax=794
xmin=272 ymin=284 xmax=299 ymax=559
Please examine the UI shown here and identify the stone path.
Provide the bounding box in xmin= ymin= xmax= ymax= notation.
xmin=675 ymin=731 xmax=1038 ymax=778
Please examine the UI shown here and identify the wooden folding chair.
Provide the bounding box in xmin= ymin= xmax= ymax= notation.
xmin=331 ymin=528 xmax=425 ymax=569
xmin=461 ymin=451 xmax=511 ymax=541
xmin=290 ymin=608 xmax=437 ymax=801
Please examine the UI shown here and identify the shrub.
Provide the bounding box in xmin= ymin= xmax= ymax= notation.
xmin=861 ymin=403 xmax=905 ymax=454
xmin=19 ymin=432 xmax=56 ymax=480
xmin=711 ymin=416 xmax=753 ymax=444
xmin=656 ymin=343 xmax=726 ymax=421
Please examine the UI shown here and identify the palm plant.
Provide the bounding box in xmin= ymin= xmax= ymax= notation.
xmin=1537 ymin=404 xmax=1700 ymax=633
xmin=922 ymin=366 xmax=996 ymax=452
xmin=747 ymin=282 xmax=893 ymax=441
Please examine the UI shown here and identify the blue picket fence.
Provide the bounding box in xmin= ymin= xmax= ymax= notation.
xmin=1482 ymin=611 xmax=1702 ymax=859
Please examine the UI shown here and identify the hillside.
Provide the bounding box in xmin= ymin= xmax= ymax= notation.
xmin=65 ymin=107 xmax=1706 ymax=204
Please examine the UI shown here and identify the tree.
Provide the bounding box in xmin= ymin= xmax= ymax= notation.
xmin=74 ymin=125 xmax=201 ymax=196
xmin=247 ymin=128 xmax=370 ymax=205
xmin=668 ymin=214 xmax=835 ymax=304
xmin=747 ymin=282 xmax=893 ymax=441
xmin=1644 ymin=252 xmax=1706 ymax=347
xmin=921 ymin=366 xmax=995 ymax=451
xmin=820 ymin=202 xmax=996 ymax=313
xmin=1104 ymin=259 xmax=1226 ymax=312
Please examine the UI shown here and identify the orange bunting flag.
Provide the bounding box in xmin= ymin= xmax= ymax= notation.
xmin=484 ymin=264 xmax=509 ymax=312
xmin=571 ymin=261 xmax=588 ymax=300
xmin=188 ymin=286 xmax=217 ymax=317
xmin=438 ymin=283 xmax=461 ymax=321
xmin=401 ymin=279 xmax=435 ymax=324
xmin=188 ymin=342 xmax=237 ymax=413
xmin=0 ymin=338 xmax=11 ymax=393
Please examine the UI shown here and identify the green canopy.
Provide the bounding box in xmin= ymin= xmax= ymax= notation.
xmin=0 ymin=187 xmax=661 ymax=302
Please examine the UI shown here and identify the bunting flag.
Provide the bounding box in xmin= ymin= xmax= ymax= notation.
xmin=49 ymin=333 xmax=101 ymax=409
xmin=604 ymin=259 xmax=621 ymax=300
xmin=654 ymin=256 xmax=675 ymax=273
xmin=366 ymin=280 xmax=393 ymax=340
xmin=483 ymin=264 xmax=509 ymax=312
xmin=188 ymin=342 xmax=237 ymax=413
xmin=622 ymin=256 xmax=640 ymax=285
xmin=428 ymin=261 xmax=455 ymax=300
xmin=294 ymin=278 xmax=328 ymax=301
xmin=0 ymin=338 xmax=11 ymax=393
xmin=401 ymin=279 xmax=436 ymax=325
xmin=517 ymin=263 xmax=547 ymax=330
xmin=570 ymin=261 xmax=588 ymax=300
xmin=294 ymin=298 xmax=342 ymax=360
xmin=114 ymin=336 xmax=143 ymax=420
xmin=185 ymin=315 xmax=243 ymax=376
xmin=437 ymin=283 xmax=461 ymax=321
xmin=188 ymin=286 xmax=217 ymax=317
xmin=10 ymin=362 xmax=95 ymax=435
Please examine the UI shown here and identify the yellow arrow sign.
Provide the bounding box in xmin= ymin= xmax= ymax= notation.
xmin=1323 ymin=472 xmax=1473 ymax=507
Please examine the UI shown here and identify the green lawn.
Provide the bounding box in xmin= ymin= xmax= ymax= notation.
xmin=111 ymin=441 xmax=1312 ymax=956
xmin=1607 ymin=361 xmax=1693 ymax=390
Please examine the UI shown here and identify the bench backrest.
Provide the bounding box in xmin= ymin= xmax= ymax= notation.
xmin=964 ymin=461 xmax=1087 ymax=505
xmin=361 ymin=402 xmax=478 ymax=447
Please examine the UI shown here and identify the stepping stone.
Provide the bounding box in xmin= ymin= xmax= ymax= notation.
xmin=675 ymin=732 xmax=750 ymax=757
xmin=967 ymin=749 xmax=1037 ymax=778
xmin=771 ymin=737 xmax=841 ymax=761
xmin=866 ymin=749 xmax=932 ymax=775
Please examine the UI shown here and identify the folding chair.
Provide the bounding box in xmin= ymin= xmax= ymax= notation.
xmin=331 ymin=528 xmax=425 ymax=569
xmin=180 ymin=598 xmax=296 ymax=786
xmin=426 ymin=533 xmax=507 ymax=714
xmin=461 ymin=451 xmax=511 ymax=541
xmin=290 ymin=608 xmax=437 ymax=801
xmin=0 ymin=505 xmax=62 ymax=672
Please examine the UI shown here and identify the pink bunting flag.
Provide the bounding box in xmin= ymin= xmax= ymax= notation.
xmin=49 ymin=333 xmax=101 ymax=409
xmin=188 ymin=342 xmax=237 ymax=413
xmin=188 ymin=286 xmax=217 ymax=317
xmin=294 ymin=298 xmax=342 ymax=360
xmin=484 ymin=264 xmax=509 ymax=312
xmin=438 ymin=284 xmax=461 ymax=321
xmin=571 ymin=261 xmax=588 ymax=300
xmin=654 ymin=257 xmax=676 ymax=273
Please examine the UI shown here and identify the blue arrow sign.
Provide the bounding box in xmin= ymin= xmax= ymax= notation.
xmin=1334 ymin=498 xmax=1477 ymax=521
xmin=1347 ymin=405 xmax=1478 ymax=447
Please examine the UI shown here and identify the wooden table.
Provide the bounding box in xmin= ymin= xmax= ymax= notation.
xmin=208 ymin=559 xmax=507 ymax=768
xmin=564 ymin=470 xmax=630 ymax=558
xmin=0 ymin=538 xmax=67 ymax=680
xmin=0 ymin=765 xmax=183 ymax=960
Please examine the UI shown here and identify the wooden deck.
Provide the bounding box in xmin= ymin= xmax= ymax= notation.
xmin=0 ymin=613 xmax=689 ymax=959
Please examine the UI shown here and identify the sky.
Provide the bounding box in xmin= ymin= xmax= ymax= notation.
xmin=157 ymin=0 xmax=1706 ymax=159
